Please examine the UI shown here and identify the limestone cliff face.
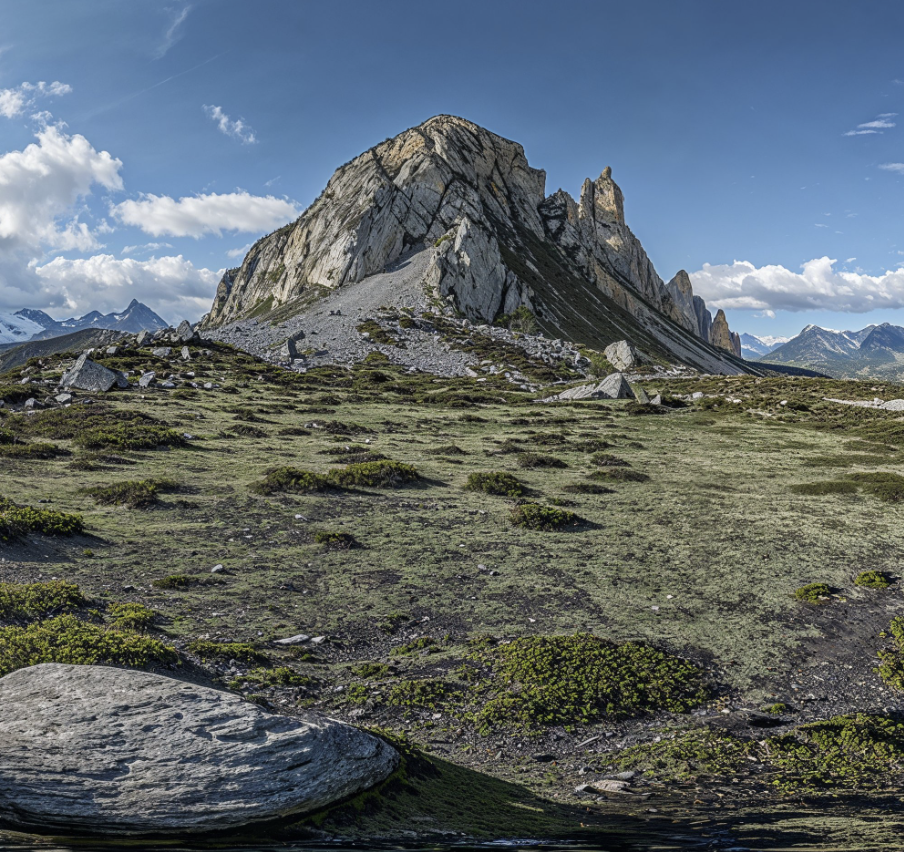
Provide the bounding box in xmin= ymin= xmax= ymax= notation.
xmin=710 ymin=309 xmax=742 ymax=357
xmin=202 ymin=115 xmax=744 ymax=373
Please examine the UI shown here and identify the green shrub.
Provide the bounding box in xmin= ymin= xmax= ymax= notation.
xmin=855 ymin=570 xmax=892 ymax=589
xmin=495 ymin=306 xmax=537 ymax=335
xmin=794 ymin=582 xmax=832 ymax=604
xmin=0 ymin=614 xmax=177 ymax=676
xmin=251 ymin=467 xmax=332 ymax=495
xmin=152 ymin=574 xmax=193 ymax=589
xmin=589 ymin=468 xmax=650 ymax=483
xmin=0 ymin=442 xmax=67 ymax=459
xmin=590 ymin=452 xmax=630 ymax=467
xmin=425 ymin=444 xmax=467 ymax=456
xmin=877 ymin=617 xmax=904 ymax=690
xmin=625 ymin=402 xmax=668 ymax=416
xmin=230 ymin=666 xmax=310 ymax=689
xmin=108 ymin=602 xmax=156 ymax=631
xmin=465 ymin=471 xmax=526 ymax=498
xmin=0 ymin=581 xmax=87 ymax=621
xmin=467 ymin=633 xmax=710 ymax=728
xmin=586 ymin=351 xmax=612 ymax=378
xmin=328 ymin=460 xmax=420 ymax=488
xmin=763 ymin=703 xmax=790 ymax=715
xmin=510 ymin=503 xmax=582 ymax=531
xmin=386 ymin=678 xmax=461 ymax=710
xmin=516 ymin=452 xmax=567 ymax=469
xmin=350 ymin=662 xmax=390 ymax=679
xmin=186 ymin=640 xmax=268 ymax=665
xmin=0 ymin=497 xmax=84 ymax=540
xmin=83 ymin=478 xmax=179 ymax=509
xmin=390 ymin=636 xmax=438 ymax=657
xmin=790 ymin=481 xmax=859 ymax=496
xmin=561 ymin=482 xmax=613 ymax=495
xmin=313 ymin=529 xmax=358 ymax=550
xmin=0 ymin=384 xmax=34 ymax=404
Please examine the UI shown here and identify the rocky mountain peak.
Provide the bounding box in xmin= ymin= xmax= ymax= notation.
xmin=203 ymin=116 xmax=747 ymax=375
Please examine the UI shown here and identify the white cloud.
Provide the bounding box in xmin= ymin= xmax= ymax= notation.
xmin=815 ymin=223 xmax=828 ymax=228
xmin=859 ymin=119 xmax=895 ymax=129
xmin=0 ymin=80 xmax=71 ymax=119
xmin=0 ymin=124 xmax=122 ymax=253
xmin=155 ymin=5 xmax=191 ymax=59
xmin=111 ymin=191 xmax=298 ymax=238
xmin=121 ymin=242 xmax=173 ymax=255
xmin=32 ymin=254 xmax=220 ymax=321
xmin=203 ymin=104 xmax=256 ymax=144
xmin=880 ymin=163 xmax=904 ymax=174
xmin=844 ymin=129 xmax=878 ymax=136
xmin=844 ymin=114 xmax=897 ymax=136
xmin=690 ymin=257 xmax=904 ymax=313
xmin=226 ymin=243 xmax=251 ymax=259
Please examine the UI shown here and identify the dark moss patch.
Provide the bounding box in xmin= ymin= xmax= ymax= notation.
xmin=229 ymin=666 xmax=311 ymax=690
xmin=589 ymin=468 xmax=650 ymax=483
xmin=848 ymin=471 xmax=904 ymax=503
xmin=790 ymin=480 xmax=859 ymax=496
xmin=313 ymin=529 xmax=359 ymax=550
xmin=186 ymin=639 xmax=268 ymax=665
xmin=152 ymin=574 xmax=194 ymax=589
xmin=390 ymin=636 xmax=439 ymax=657
xmin=82 ymin=477 xmax=180 ymax=509
xmin=465 ymin=471 xmax=526 ymax=498
xmin=590 ymin=452 xmax=630 ymax=467
xmin=561 ymin=482 xmax=613 ymax=495
xmin=516 ymin=452 xmax=567 ymax=469
xmin=328 ymin=460 xmax=420 ymax=488
xmin=251 ymin=467 xmax=333 ymax=495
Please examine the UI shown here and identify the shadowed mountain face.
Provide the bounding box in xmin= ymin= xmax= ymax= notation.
xmin=761 ymin=322 xmax=904 ymax=379
xmin=202 ymin=115 xmax=748 ymax=374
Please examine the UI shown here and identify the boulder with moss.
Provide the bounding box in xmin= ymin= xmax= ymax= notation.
xmin=0 ymin=663 xmax=399 ymax=835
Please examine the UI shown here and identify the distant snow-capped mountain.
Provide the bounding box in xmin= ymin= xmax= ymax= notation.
xmin=0 ymin=300 xmax=168 ymax=345
xmin=0 ymin=312 xmax=46 ymax=345
xmin=760 ymin=322 xmax=904 ymax=380
xmin=739 ymin=332 xmax=790 ymax=359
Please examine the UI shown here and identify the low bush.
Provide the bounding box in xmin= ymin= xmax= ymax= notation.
xmin=794 ymin=582 xmax=832 ymax=604
xmin=0 ymin=614 xmax=177 ymax=676
xmin=425 ymin=444 xmax=467 ymax=456
xmin=510 ymin=503 xmax=582 ymax=531
xmin=0 ymin=497 xmax=84 ymax=541
xmin=516 ymin=452 xmax=567 ymax=469
xmin=0 ymin=581 xmax=87 ymax=621
xmin=590 ymin=452 xmax=630 ymax=467
xmin=589 ymin=468 xmax=650 ymax=483
xmin=561 ymin=482 xmax=613 ymax=495
xmin=229 ymin=666 xmax=310 ymax=690
xmin=313 ymin=529 xmax=358 ymax=550
xmin=466 ymin=633 xmax=710 ymax=728
xmin=350 ymin=662 xmax=390 ymax=679
xmin=465 ymin=471 xmax=526 ymax=498
xmin=82 ymin=478 xmax=180 ymax=509
xmin=251 ymin=467 xmax=332 ymax=495
xmin=855 ymin=570 xmax=892 ymax=589
xmin=328 ymin=460 xmax=420 ymax=488
xmin=390 ymin=636 xmax=438 ymax=657
xmin=186 ymin=640 xmax=268 ymax=665
xmin=108 ymin=602 xmax=156 ymax=631
xmin=386 ymin=678 xmax=461 ymax=710
xmin=0 ymin=441 xmax=68 ymax=459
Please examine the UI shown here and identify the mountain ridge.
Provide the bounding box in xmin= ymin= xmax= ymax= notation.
xmin=0 ymin=300 xmax=167 ymax=345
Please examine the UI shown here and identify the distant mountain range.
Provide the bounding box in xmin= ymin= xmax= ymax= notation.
xmin=757 ymin=322 xmax=904 ymax=379
xmin=0 ymin=300 xmax=167 ymax=345
xmin=739 ymin=333 xmax=790 ymax=359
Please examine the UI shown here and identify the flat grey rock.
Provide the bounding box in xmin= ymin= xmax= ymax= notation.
xmin=59 ymin=354 xmax=119 ymax=393
xmin=555 ymin=372 xmax=633 ymax=400
xmin=0 ymin=664 xmax=398 ymax=835
xmin=604 ymin=340 xmax=639 ymax=371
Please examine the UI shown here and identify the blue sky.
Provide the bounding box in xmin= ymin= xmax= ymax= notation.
xmin=1 ymin=0 xmax=903 ymax=339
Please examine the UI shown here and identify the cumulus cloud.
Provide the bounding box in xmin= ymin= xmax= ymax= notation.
xmin=0 ymin=123 xmax=123 ymax=253
xmin=690 ymin=257 xmax=904 ymax=314
xmin=0 ymin=81 xmax=72 ymax=119
xmin=155 ymin=5 xmax=191 ymax=59
xmin=111 ymin=191 xmax=298 ymax=238
xmin=32 ymin=254 xmax=220 ymax=320
xmin=203 ymin=104 xmax=256 ymax=144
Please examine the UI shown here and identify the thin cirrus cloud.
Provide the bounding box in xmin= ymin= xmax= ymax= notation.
xmin=154 ymin=5 xmax=191 ymax=59
xmin=880 ymin=163 xmax=904 ymax=174
xmin=111 ymin=191 xmax=298 ymax=238
xmin=203 ymin=104 xmax=257 ymax=144
xmin=0 ymin=81 xmax=72 ymax=119
xmin=690 ymin=257 xmax=904 ymax=313
xmin=844 ymin=113 xmax=897 ymax=136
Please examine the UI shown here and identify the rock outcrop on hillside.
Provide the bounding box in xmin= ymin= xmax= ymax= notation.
xmin=0 ymin=664 xmax=398 ymax=835
xmin=203 ymin=115 xmax=746 ymax=374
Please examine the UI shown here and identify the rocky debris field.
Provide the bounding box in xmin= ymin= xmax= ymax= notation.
xmin=3 ymin=340 xmax=904 ymax=848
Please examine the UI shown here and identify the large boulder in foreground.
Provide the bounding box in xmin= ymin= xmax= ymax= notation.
xmin=0 ymin=664 xmax=399 ymax=835
xmin=554 ymin=372 xmax=635 ymax=401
